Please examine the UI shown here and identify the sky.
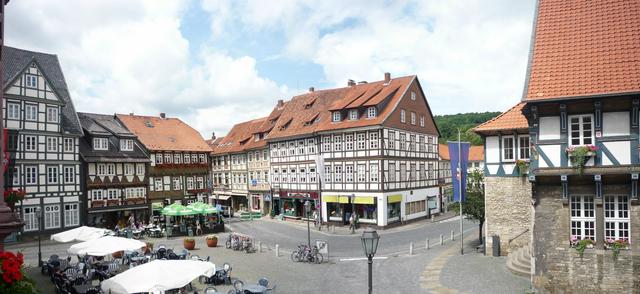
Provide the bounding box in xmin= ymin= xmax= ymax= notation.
xmin=5 ymin=0 xmax=536 ymax=138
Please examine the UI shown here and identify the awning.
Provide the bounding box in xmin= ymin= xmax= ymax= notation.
xmin=210 ymin=195 xmax=231 ymax=201
xmin=354 ymin=197 xmax=374 ymax=204
xmin=323 ymin=196 xmax=338 ymax=203
xmin=339 ymin=196 xmax=350 ymax=204
xmin=151 ymin=202 xmax=163 ymax=210
xmin=388 ymin=194 xmax=402 ymax=203
xmin=323 ymin=196 xmax=373 ymax=204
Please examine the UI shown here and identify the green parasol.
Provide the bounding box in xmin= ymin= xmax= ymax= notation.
xmin=161 ymin=203 xmax=198 ymax=216
xmin=187 ymin=202 xmax=220 ymax=214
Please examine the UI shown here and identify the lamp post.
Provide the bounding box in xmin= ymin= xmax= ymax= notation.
xmin=350 ymin=194 xmax=356 ymax=234
xmin=304 ymin=199 xmax=311 ymax=248
xmin=361 ymin=227 xmax=380 ymax=294
xmin=37 ymin=208 xmax=42 ymax=267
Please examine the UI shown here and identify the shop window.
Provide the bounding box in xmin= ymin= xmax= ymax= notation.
xmin=570 ymin=195 xmax=596 ymax=241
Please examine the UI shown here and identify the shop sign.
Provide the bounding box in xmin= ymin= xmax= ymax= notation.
xmin=264 ymin=194 xmax=271 ymax=201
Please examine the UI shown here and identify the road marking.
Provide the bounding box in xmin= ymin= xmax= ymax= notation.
xmin=339 ymin=257 xmax=389 ymax=262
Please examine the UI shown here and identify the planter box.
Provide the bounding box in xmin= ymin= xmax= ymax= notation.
xmin=107 ymin=199 xmax=120 ymax=206
xmin=92 ymin=201 xmax=106 ymax=208
xmin=206 ymin=238 xmax=218 ymax=247
xmin=184 ymin=239 xmax=196 ymax=250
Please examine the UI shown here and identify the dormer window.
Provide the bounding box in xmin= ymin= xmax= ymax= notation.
xmin=120 ymin=139 xmax=134 ymax=151
xmin=25 ymin=74 xmax=38 ymax=88
xmin=367 ymin=107 xmax=376 ymax=118
xmin=349 ymin=109 xmax=358 ymax=120
xmin=93 ymin=138 xmax=108 ymax=151
xmin=332 ymin=111 xmax=341 ymax=122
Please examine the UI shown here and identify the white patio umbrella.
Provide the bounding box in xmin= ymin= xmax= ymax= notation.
xmin=67 ymin=236 xmax=146 ymax=256
xmin=50 ymin=226 xmax=110 ymax=243
xmin=101 ymin=260 xmax=216 ymax=294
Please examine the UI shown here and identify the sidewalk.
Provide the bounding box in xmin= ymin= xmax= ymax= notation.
xmin=255 ymin=210 xmax=460 ymax=236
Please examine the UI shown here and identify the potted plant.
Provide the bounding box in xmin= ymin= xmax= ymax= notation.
xmin=566 ymin=145 xmax=598 ymax=175
xmin=144 ymin=241 xmax=154 ymax=254
xmin=515 ymin=159 xmax=529 ymax=176
xmin=184 ymin=237 xmax=196 ymax=250
xmin=0 ymin=251 xmax=38 ymax=293
xmin=604 ymin=238 xmax=630 ymax=259
xmin=570 ymin=236 xmax=594 ymax=258
xmin=206 ymin=235 xmax=218 ymax=247
xmin=3 ymin=189 xmax=25 ymax=211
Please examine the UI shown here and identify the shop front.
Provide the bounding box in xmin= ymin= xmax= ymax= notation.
xmin=88 ymin=204 xmax=150 ymax=229
xmin=386 ymin=194 xmax=402 ymax=224
xmin=323 ymin=195 xmax=378 ymax=225
xmin=277 ymin=191 xmax=318 ymax=219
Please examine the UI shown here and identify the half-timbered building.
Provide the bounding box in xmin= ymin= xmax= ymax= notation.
xmin=475 ymin=0 xmax=640 ymax=291
xmin=117 ymin=114 xmax=211 ymax=209
xmin=267 ymin=73 xmax=440 ymax=227
xmin=77 ymin=112 xmax=149 ymax=229
xmin=3 ymin=47 xmax=83 ymax=236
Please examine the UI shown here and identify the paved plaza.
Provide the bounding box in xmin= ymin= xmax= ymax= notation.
xmin=12 ymin=217 xmax=529 ymax=293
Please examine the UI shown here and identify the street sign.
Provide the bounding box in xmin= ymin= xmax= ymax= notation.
xmin=264 ymin=194 xmax=271 ymax=201
xmin=316 ymin=239 xmax=329 ymax=257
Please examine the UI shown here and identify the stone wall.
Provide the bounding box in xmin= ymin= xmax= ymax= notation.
xmin=533 ymin=183 xmax=640 ymax=292
xmin=484 ymin=176 xmax=532 ymax=256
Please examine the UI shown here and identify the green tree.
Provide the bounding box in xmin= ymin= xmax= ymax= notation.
xmin=451 ymin=169 xmax=485 ymax=242
xmin=434 ymin=112 xmax=501 ymax=145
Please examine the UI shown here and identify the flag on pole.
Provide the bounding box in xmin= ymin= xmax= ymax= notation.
xmin=448 ymin=141 xmax=470 ymax=202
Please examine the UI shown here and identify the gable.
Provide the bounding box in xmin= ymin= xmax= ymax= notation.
xmin=5 ymin=62 xmax=61 ymax=102
xmin=382 ymin=78 xmax=439 ymax=136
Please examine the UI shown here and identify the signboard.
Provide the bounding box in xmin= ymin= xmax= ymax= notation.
xmin=316 ymin=240 xmax=329 ymax=257
xmin=264 ymin=194 xmax=271 ymax=201
xmin=287 ymin=192 xmax=311 ymax=199
xmin=251 ymin=179 xmax=257 ymax=186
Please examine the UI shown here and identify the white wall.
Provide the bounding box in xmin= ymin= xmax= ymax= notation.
xmin=486 ymin=136 xmax=500 ymax=163
xmin=602 ymin=141 xmax=631 ymax=165
xmin=603 ymin=112 xmax=630 ymax=136
xmin=539 ymin=116 xmax=560 ymax=140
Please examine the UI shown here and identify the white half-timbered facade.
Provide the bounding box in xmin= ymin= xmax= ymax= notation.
xmin=3 ymin=47 xmax=84 ymax=235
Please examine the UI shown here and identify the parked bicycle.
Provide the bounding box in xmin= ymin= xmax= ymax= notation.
xmin=225 ymin=233 xmax=256 ymax=253
xmin=290 ymin=244 xmax=323 ymax=264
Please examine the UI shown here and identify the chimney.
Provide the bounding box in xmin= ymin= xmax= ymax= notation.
xmin=384 ymin=72 xmax=391 ymax=83
xmin=308 ymin=87 xmax=315 ymax=92
xmin=129 ymin=112 xmax=134 ymax=116
xmin=347 ymin=79 xmax=355 ymax=87
xmin=211 ymin=131 xmax=216 ymax=140
xmin=277 ymin=99 xmax=284 ymax=107
xmin=358 ymin=81 xmax=367 ymax=85
xmin=159 ymin=113 xmax=166 ymax=119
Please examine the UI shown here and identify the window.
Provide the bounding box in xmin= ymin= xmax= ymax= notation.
xmin=388 ymin=163 xmax=396 ymax=182
xmin=410 ymin=164 xmax=416 ymax=181
xmin=25 ymin=104 xmax=37 ymax=121
xmin=420 ymin=115 xmax=425 ymax=127
xmin=332 ymin=112 xmax=341 ymax=122
xmin=519 ymin=136 xmax=530 ymax=160
xmin=570 ymin=195 xmax=596 ymax=241
xmin=23 ymin=207 xmax=38 ymax=232
xmin=136 ymin=164 xmax=144 ymax=175
xmin=370 ymin=164 xmax=379 ymax=182
xmin=120 ymin=139 xmax=134 ymax=151
xmin=47 ymin=107 xmax=59 ymax=122
xmin=25 ymin=166 xmax=37 ymax=184
xmin=93 ymin=138 xmax=108 ymax=150
xmin=399 ymin=133 xmax=406 ymax=151
xmin=64 ymin=138 xmax=74 ymax=152
xmin=64 ymin=203 xmax=79 ymax=227
xmin=400 ymin=163 xmax=406 ymax=181
xmin=345 ymin=134 xmax=354 ymax=151
xmin=388 ymin=132 xmax=395 ymax=149
xmin=92 ymin=190 xmax=103 ymax=201
xmin=428 ymin=163 xmax=434 ymax=179
xmin=106 ymin=164 xmax=115 ymax=176
xmin=410 ymin=91 xmax=416 ymax=100
xmin=357 ymin=133 xmax=366 ymax=150
xmin=357 ymin=164 xmax=366 ymax=182
xmin=164 ymin=154 xmax=172 ymax=164
xmin=25 ymin=135 xmax=37 ymax=151
xmin=47 ymin=166 xmax=58 ymax=184
xmin=47 ymin=137 xmax=58 ymax=152
xmin=174 ymin=154 xmax=182 ymax=164
xmin=64 ymin=166 xmax=74 ymax=183
xmin=410 ymin=135 xmax=416 ymax=151
xmin=569 ymin=115 xmax=594 ymax=146
xmin=310 ymin=168 xmax=316 ymax=183
xmin=322 ymin=136 xmax=331 ymax=152
xmin=107 ymin=189 xmax=119 ymax=200
xmin=334 ymin=135 xmax=342 ymax=151
xmin=187 ymin=177 xmax=194 ymax=190
xmin=334 ymin=165 xmax=343 ymax=182
xmin=124 ymin=164 xmax=134 ymax=175
xmin=400 ymin=109 xmax=406 ymax=123
xmin=7 ymin=103 xmax=20 ymax=119
xmin=26 ymin=74 xmax=38 ymax=88
xmin=410 ymin=112 xmax=416 ymax=125
xmin=184 ymin=154 xmax=191 ymax=164
xmin=367 ymin=107 xmax=376 ymax=118
xmin=173 ymin=177 xmax=181 ymax=190
xmin=324 ymin=166 xmax=331 ymax=183
xmin=10 ymin=167 xmax=19 ymax=185
xmin=345 ymin=165 xmax=354 ymax=182
xmin=97 ymin=164 xmax=105 ymax=176
xmin=154 ymin=178 xmax=163 ymax=191
xmin=155 ymin=154 xmax=163 ymax=164
xmin=44 ymin=205 xmax=60 ymax=229
xmin=370 ymin=132 xmax=378 ymax=149
xmin=604 ymin=195 xmax=630 ymax=241
xmin=7 ymin=133 xmax=18 ymax=151
xmin=349 ymin=109 xmax=358 ymax=120
xmin=502 ymin=136 xmax=515 ymax=161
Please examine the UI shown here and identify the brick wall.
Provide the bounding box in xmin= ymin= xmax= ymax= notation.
xmin=533 ymin=183 xmax=640 ymax=292
xmin=485 ymin=176 xmax=532 ymax=256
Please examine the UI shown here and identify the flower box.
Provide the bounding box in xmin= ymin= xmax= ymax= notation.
xmin=184 ymin=238 xmax=196 ymax=250
xmin=107 ymin=199 xmax=120 ymax=206
xmin=92 ymin=200 xmax=106 ymax=208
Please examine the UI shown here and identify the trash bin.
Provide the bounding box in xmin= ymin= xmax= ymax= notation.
xmin=166 ymin=226 xmax=172 ymax=238
xmin=492 ymin=235 xmax=500 ymax=257
xmin=188 ymin=228 xmax=194 ymax=237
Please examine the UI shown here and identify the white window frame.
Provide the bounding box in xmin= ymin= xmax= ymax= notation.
xmin=164 ymin=154 xmax=172 ymax=164
xmin=370 ymin=132 xmax=378 ymax=149
xmin=174 ymin=154 xmax=182 ymax=164
xmin=120 ymin=139 xmax=134 ymax=151
xmin=349 ymin=109 xmax=358 ymax=120
xmin=23 ymin=207 xmax=38 ymax=231
xmin=518 ymin=135 xmax=530 ymax=160
xmin=370 ymin=163 xmax=379 ymax=182
xmin=332 ymin=111 xmax=341 ymax=122
xmin=64 ymin=138 xmax=74 ymax=152
xmin=604 ymin=195 xmax=630 ymax=241
xmin=345 ymin=134 xmax=354 ymax=151
xmin=199 ymin=154 xmax=206 ymax=163
xmin=334 ymin=165 xmax=343 ymax=182
xmin=64 ymin=203 xmax=79 ymax=227
xmin=154 ymin=178 xmax=163 ymax=191
xmin=7 ymin=103 xmax=20 ymax=120
xmin=25 ymin=166 xmax=37 ymax=184
xmin=124 ymin=164 xmax=134 ymax=176
xmin=345 ymin=165 xmax=354 ymax=182
xmin=568 ymin=114 xmax=595 ymax=146
xmin=155 ymin=154 xmax=163 ymax=164
xmin=93 ymin=138 xmax=108 ymax=151
xmin=25 ymin=104 xmax=37 ymax=121
xmin=501 ymin=136 xmax=515 ymax=162
xmin=47 ymin=107 xmax=59 ymax=123
xmin=25 ymin=74 xmax=38 ymax=88
xmin=184 ymin=154 xmax=191 ymax=164
xmin=44 ymin=204 xmax=61 ymax=229
xmin=136 ymin=163 xmax=144 ymax=175
xmin=570 ymin=195 xmax=596 ymax=241
xmin=47 ymin=137 xmax=58 ymax=152
xmin=63 ymin=166 xmax=74 ymax=183
xmin=97 ymin=164 xmax=106 ymax=176
xmin=410 ymin=112 xmax=416 ymax=125
xmin=367 ymin=107 xmax=376 ymax=118
xmin=410 ymin=91 xmax=416 ymax=100
xmin=173 ymin=177 xmax=182 ymax=190
xmin=186 ymin=177 xmax=194 ymax=190
xmin=92 ymin=190 xmax=103 ymax=201
xmin=47 ymin=166 xmax=58 ymax=184
xmin=400 ymin=109 xmax=406 ymax=123
xmin=25 ymin=135 xmax=37 ymax=151
xmin=11 ymin=167 xmax=19 ymax=185
xmin=420 ymin=115 xmax=425 ymax=127
xmin=106 ymin=164 xmax=115 ymax=176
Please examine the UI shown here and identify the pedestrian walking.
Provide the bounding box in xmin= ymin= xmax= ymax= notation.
xmin=196 ymin=221 xmax=202 ymax=236
xmin=349 ymin=213 xmax=355 ymax=231
xmin=312 ymin=210 xmax=319 ymax=228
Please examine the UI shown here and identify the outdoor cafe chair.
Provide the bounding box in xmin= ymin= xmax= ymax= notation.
xmin=203 ymin=286 xmax=219 ymax=294
xmin=257 ymin=278 xmax=269 ymax=288
xmin=63 ymin=267 xmax=79 ymax=280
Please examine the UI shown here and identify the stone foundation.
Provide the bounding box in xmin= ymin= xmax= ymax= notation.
xmin=484 ymin=176 xmax=532 ymax=256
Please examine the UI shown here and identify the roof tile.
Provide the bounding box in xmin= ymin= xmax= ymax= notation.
xmin=117 ymin=114 xmax=211 ymax=152
xmin=473 ymin=103 xmax=528 ymax=133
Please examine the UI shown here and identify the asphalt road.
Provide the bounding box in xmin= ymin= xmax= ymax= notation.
xmin=227 ymin=217 xmax=478 ymax=258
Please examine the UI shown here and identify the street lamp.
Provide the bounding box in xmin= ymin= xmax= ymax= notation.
xmin=361 ymin=227 xmax=380 ymax=294
xmin=36 ymin=208 xmax=43 ymax=267
xmin=304 ymin=199 xmax=311 ymax=248
xmin=350 ymin=194 xmax=356 ymax=234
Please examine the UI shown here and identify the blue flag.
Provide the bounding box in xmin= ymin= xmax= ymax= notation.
xmin=448 ymin=141 xmax=470 ymax=202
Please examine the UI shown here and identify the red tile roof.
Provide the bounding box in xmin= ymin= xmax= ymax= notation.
xmin=473 ymin=103 xmax=529 ymax=133
xmin=439 ymin=144 xmax=450 ymax=160
xmin=438 ymin=144 xmax=484 ymax=162
xmin=117 ymin=114 xmax=211 ymax=152
xmin=212 ymin=117 xmax=267 ymax=155
xmin=206 ymin=137 xmax=224 ymax=150
xmin=266 ymin=75 xmax=415 ymax=140
xmin=524 ymin=0 xmax=640 ymax=101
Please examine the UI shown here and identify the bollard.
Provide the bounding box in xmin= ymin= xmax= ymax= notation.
xmin=409 ymin=242 xmax=414 ymax=255
xmin=440 ymin=234 xmax=443 ymax=245
xmin=431 ymin=215 xmax=435 ymax=222
xmin=426 ymin=238 xmax=430 ymax=250
xmin=257 ymin=241 xmax=262 ymax=253
xmin=331 ymin=225 xmax=335 ymax=234
xmin=451 ymin=230 xmax=455 ymax=241
xmin=275 ymin=244 xmax=279 ymax=257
